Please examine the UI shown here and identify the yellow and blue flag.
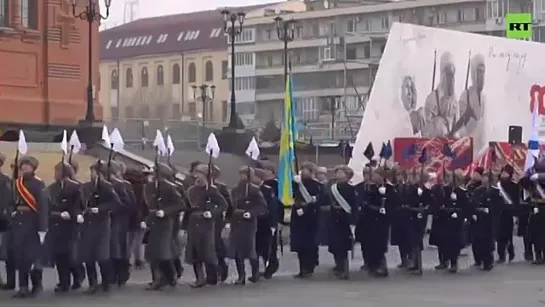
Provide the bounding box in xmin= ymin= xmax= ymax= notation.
xmin=277 ymin=72 xmax=296 ymax=207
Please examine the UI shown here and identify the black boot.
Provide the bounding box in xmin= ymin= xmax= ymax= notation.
xmin=190 ymin=263 xmax=206 ymax=288
xmin=248 ymin=259 xmax=260 ymax=283
xmin=448 ymin=258 xmax=458 ymax=273
xmin=218 ymin=258 xmax=228 ymax=283
xmin=409 ymin=249 xmax=423 ymax=275
xmin=12 ymin=286 xmax=31 ymax=299
xmin=336 ymin=257 xmax=349 ymax=280
xmin=146 ymin=262 xmax=167 ymax=290
xmin=30 ymin=270 xmax=43 ymax=296
xmin=205 ymin=264 xmax=218 ymax=285
xmin=98 ymin=261 xmax=111 ymax=292
xmin=235 ymin=258 xmax=246 ymax=285
xmin=264 ymin=258 xmax=279 ymax=279
xmin=174 ymin=258 xmax=183 ymax=279
xmin=507 ymin=242 xmax=515 ymax=262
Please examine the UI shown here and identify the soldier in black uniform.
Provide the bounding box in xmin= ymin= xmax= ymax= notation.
xmin=391 ymin=169 xmax=412 ymax=269
xmin=0 ymin=153 xmax=14 ymax=291
xmin=11 ymin=156 xmax=48 ymax=298
xmin=355 ymin=165 xmax=373 ymax=270
xmin=496 ymin=164 xmax=517 ymax=263
xmin=526 ymin=162 xmax=545 ymax=264
xmin=45 ymin=162 xmax=84 ymax=293
xmin=208 ymin=165 xmax=230 ymax=284
xmin=67 ymin=159 xmax=86 ymax=289
xmin=406 ymin=170 xmax=432 ymax=275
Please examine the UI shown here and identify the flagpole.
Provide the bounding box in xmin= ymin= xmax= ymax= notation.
xmin=289 ymin=61 xmax=299 ymax=172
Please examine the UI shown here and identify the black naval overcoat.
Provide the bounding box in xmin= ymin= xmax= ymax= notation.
xmin=255 ymin=183 xmax=277 ymax=259
xmin=110 ymin=177 xmax=134 ymax=260
xmin=361 ymin=183 xmax=396 ymax=255
xmin=290 ymin=178 xmax=323 ymax=253
xmin=470 ymin=186 xmax=499 ymax=252
xmin=390 ymin=183 xmax=412 ymax=247
xmin=325 ymin=181 xmax=357 ymax=254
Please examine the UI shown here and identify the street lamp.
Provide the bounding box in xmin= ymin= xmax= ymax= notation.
xmin=193 ymin=84 xmax=216 ymax=147
xmin=274 ymin=16 xmax=296 ymax=82
xmin=221 ymin=9 xmax=245 ymax=129
xmin=72 ymin=0 xmax=111 ymax=123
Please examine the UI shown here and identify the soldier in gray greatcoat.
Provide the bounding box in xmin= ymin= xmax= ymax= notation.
xmin=11 ymin=156 xmax=48 ymax=298
xmin=208 ymin=164 xmax=230 ymax=284
xmin=0 ymin=153 xmax=14 ymax=291
xmin=185 ymin=164 xmax=228 ymax=288
xmin=80 ymin=161 xmax=122 ymax=294
xmin=45 ymin=162 xmax=84 ymax=293
xmin=143 ymin=163 xmax=186 ymax=291
xmin=228 ymin=166 xmax=267 ymax=284
xmin=107 ymin=161 xmax=135 ymax=287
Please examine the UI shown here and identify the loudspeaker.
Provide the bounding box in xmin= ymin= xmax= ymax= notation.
xmin=508 ymin=125 xmax=522 ymax=145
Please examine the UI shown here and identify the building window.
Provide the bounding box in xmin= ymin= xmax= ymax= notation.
xmin=188 ymin=63 xmax=196 ymax=83
xmin=457 ymin=9 xmax=466 ymax=22
xmin=141 ymin=67 xmax=148 ymax=87
xmin=157 ymin=65 xmax=164 ymax=85
xmin=111 ymin=69 xmax=119 ymax=89
xmin=125 ymin=68 xmax=133 ymax=88
xmin=20 ymin=0 xmax=37 ymax=29
xmin=346 ymin=46 xmax=356 ymax=60
xmin=381 ymin=16 xmax=390 ymax=29
xmin=221 ymin=60 xmax=228 ymax=79
xmin=229 ymin=28 xmax=255 ymax=43
xmin=475 ymin=8 xmax=484 ymax=20
xmin=346 ymin=19 xmax=356 ymax=33
xmin=205 ymin=60 xmax=213 ymax=82
xmin=319 ymin=46 xmax=334 ymax=61
xmin=361 ymin=19 xmax=370 ymax=31
xmin=295 ymin=97 xmax=318 ymax=121
xmin=172 ymin=63 xmax=180 ymax=84
xmin=235 ymin=53 xmax=253 ymax=66
xmin=0 ymin=0 xmax=9 ymax=27
xmin=487 ymin=0 xmax=505 ymax=18
xmin=234 ymin=77 xmax=256 ymax=91
xmin=435 ymin=12 xmax=447 ymax=24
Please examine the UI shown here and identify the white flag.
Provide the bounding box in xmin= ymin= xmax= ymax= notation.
xmin=101 ymin=125 xmax=111 ymax=146
xmin=166 ymin=134 xmax=175 ymax=156
xmin=18 ymin=130 xmax=28 ymax=155
xmin=245 ymin=137 xmax=260 ymax=160
xmin=153 ymin=129 xmax=168 ymax=156
xmin=205 ymin=133 xmax=220 ymax=158
xmin=69 ymin=130 xmax=82 ymax=154
xmin=109 ymin=128 xmax=124 ymax=152
xmin=60 ymin=130 xmax=68 ymax=154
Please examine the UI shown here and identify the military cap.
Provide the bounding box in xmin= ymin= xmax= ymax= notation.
xmin=90 ymin=160 xmax=108 ymax=175
xmin=19 ymin=155 xmax=39 ymax=170
xmin=239 ymin=165 xmax=254 ymax=174
xmin=54 ymin=161 xmax=73 ymax=177
xmin=333 ymin=165 xmax=354 ymax=179
xmin=474 ymin=167 xmax=484 ymax=176
xmin=300 ymin=161 xmax=317 ymax=173
xmin=502 ymin=164 xmax=514 ymax=176
xmin=316 ymin=166 xmax=328 ymax=174
xmin=253 ymin=168 xmax=267 ymax=180
xmin=259 ymin=160 xmax=276 ymax=173
xmin=155 ymin=162 xmax=174 ymax=177
xmin=69 ymin=159 xmax=79 ymax=174
xmin=189 ymin=161 xmax=202 ymax=172
xmin=194 ymin=163 xmax=209 ymax=175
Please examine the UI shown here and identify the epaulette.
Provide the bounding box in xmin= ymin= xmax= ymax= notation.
xmin=162 ymin=179 xmax=177 ymax=187
xmin=65 ymin=178 xmax=77 ymax=184
xmin=34 ymin=176 xmax=43 ymax=182
xmin=262 ymin=184 xmax=272 ymax=189
xmin=250 ymin=183 xmax=260 ymax=188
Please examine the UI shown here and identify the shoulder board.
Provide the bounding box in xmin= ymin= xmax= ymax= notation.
xmin=65 ymin=178 xmax=78 ymax=184
xmin=262 ymin=184 xmax=272 ymax=189
xmin=34 ymin=176 xmax=43 ymax=182
xmin=250 ymin=183 xmax=260 ymax=188
xmin=112 ymin=177 xmax=123 ymax=183
xmin=162 ymin=179 xmax=177 ymax=187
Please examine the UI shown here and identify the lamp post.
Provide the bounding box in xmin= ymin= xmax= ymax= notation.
xmin=72 ymin=0 xmax=111 ymax=123
xmin=221 ymin=9 xmax=245 ymax=129
xmin=274 ymin=16 xmax=296 ymax=83
xmin=193 ymin=84 xmax=216 ymax=147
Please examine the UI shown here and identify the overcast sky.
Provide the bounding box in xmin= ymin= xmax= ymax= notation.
xmin=99 ymin=0 xmax=280 ymax=29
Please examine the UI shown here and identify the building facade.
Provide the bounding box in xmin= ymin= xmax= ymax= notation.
xmin=0 ymin=0 xmax=100 ymax=124
xmin=233 ymin=0 xmax=545 ymax=141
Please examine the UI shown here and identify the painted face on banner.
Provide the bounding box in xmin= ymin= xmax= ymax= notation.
xmin=443 ymin=64 xmax=456 ymax=96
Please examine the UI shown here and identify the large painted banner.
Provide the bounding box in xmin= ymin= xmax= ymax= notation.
xmin=350 ymin=22 xmax=545 ymax=182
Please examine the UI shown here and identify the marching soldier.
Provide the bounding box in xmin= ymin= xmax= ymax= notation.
xmin=228 ymin=166 xmax=267 ymax=284
xmin=108 ymin=161 xmax=136 ymax=287
xmin=143 ymin=163 xmax=186 ymax=290
xmin=354 ymin=165 xmax=373 ymax=270
xmin=252 ymin=168 xmax=279 ymax=279
xmin=429 ymin=170 xmax=451 ymax=270
xmin=256 ymin=160 xmax=282 ymax=278
xmin=496 ymin=164 xmax=517 ymax=263
xmin=208 ymin=165 xmax=230 ymax=284
xmin=526 ymin=162 xmax=545 ymax=264
xmin=315 ymin=166 xmax=330 ymax=247
xmin=0 ymin=153 xmax=14 ymax=291
xmin=405 ymin=170 xmax=430 ymax=275
xmin=11 ymin=156 xmax=48 ymax=298
xmin=443 ymin=170 xmax=470 ymax=273
xmin=470 ymin=170 xmax=499 ymax=271
xmin=45 ymin=162 xmax=84 ymax=293
xmin=325 ymin=165 xmax=357 ymax=280
xmin=165 ymin=165 xmax=188 ymax=281
xmin=291 ymin=162 xmax=323 ymax=278
xmin=66 ymin=159 xmax=86 ymax=290
xmin=518 ymin=171 xmax=534 ymax=262
xmin=185 ymin=164 xmax=228 ymax=288
xmin=391 ymin=169 xmax=412 ymax=269
xmin=80 ymin=161 xmax=122 ymax=294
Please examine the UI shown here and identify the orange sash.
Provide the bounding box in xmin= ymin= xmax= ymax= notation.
xmin=16 ymin=177 xmax=38 ymax=212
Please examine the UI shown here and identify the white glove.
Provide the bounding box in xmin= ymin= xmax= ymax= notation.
xmin=38 ymin=231 xmax=46 ymax=244
xmin=472 ymin=214 xmax=477 ymax=221
xmin=293 ymin=175 xmax=301 ymax=183
xmin=60 ymin=211 xmax=71 ymax=220
xmin=450 ymin=193 xmax=457 ymax=201
xmin=379 ymin=208 xmax=386 ymax=215
xmin=270 ymin=227 xmax=276 ymax=235
xmin=11 ymin=211 xmax=16 ymax=217
xmin=90 ymin=207 xmax=99 ymax=214
xmin=417 ymin=187 xmax=423 ymax=196
xmin=156 ymin=210 xmax=165 ymax=218
xmin=451 ymin=212 xmax=458 ymax=219
xmin=349 ymin=225 xmax=356 ymax=236
xmin=140 ymin=221 xmax=147 ymax=229
xmin=311 ymin=196 xmax=317 ymax=203
xmin=417 ymin=213 xmax=423 ymax=219
xmin=203 ymin=211 xmax=212 ymax=219
xmin=483 ymin=208 xmax=489 ymax=214
xmin=378 ymin=186 xmax=386 ymax=195
xmin=225 ymin=223 xmax=231 ymax=229
xmin=296 ymin=208 xmax=304 ymax=216
xmin=530 ymin=173 xmax=539 ymax=181
xmin=179 ymin=212 xmax=185 ymax=222
xmin=243 ymin=212 xmax=251 ymax=219
xmin=76 ymin=214 xmax=84 ymax=224
xmin=534 ymin=207 xmax=539 ymax=214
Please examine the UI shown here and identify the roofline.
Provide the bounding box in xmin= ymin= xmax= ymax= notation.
xmin=244 ymin=0 xmax=481 ymax=26
xmin=99 ymin=47 xmax=228 ymax=62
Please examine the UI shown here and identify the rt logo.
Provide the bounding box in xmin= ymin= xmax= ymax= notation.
xmin=506 ymin=13 xmax=532 ymax=39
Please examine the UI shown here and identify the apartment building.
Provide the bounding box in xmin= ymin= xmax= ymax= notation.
xmin=231 ymin=0 xmax=545 ymax=140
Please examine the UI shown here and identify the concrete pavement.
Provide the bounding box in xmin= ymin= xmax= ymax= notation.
xmin=2 ymin=236 xmax=545 ymax=306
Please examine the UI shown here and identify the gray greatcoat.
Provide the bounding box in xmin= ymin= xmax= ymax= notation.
xmin=213 ymin=182 xmax=231 ymax=258
xmin=227 ymin=181 xmax=267 ymax=260
xmin=11 ymin=175 xmax=48 ymax=270
xmin=109 ymin=177 xmax=133 ymax=260
xmin=44 ymin=179 xmax=83 ymax=266
xmin=172 ymin=181 xmax=189 ymax=259
xmin=144 ymin=179 xmax=185 ymax=262
xmin=184 ymin=185 xmax=228 ymax=265
xmin=80 ymin=179 xmax=121 ymax=262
